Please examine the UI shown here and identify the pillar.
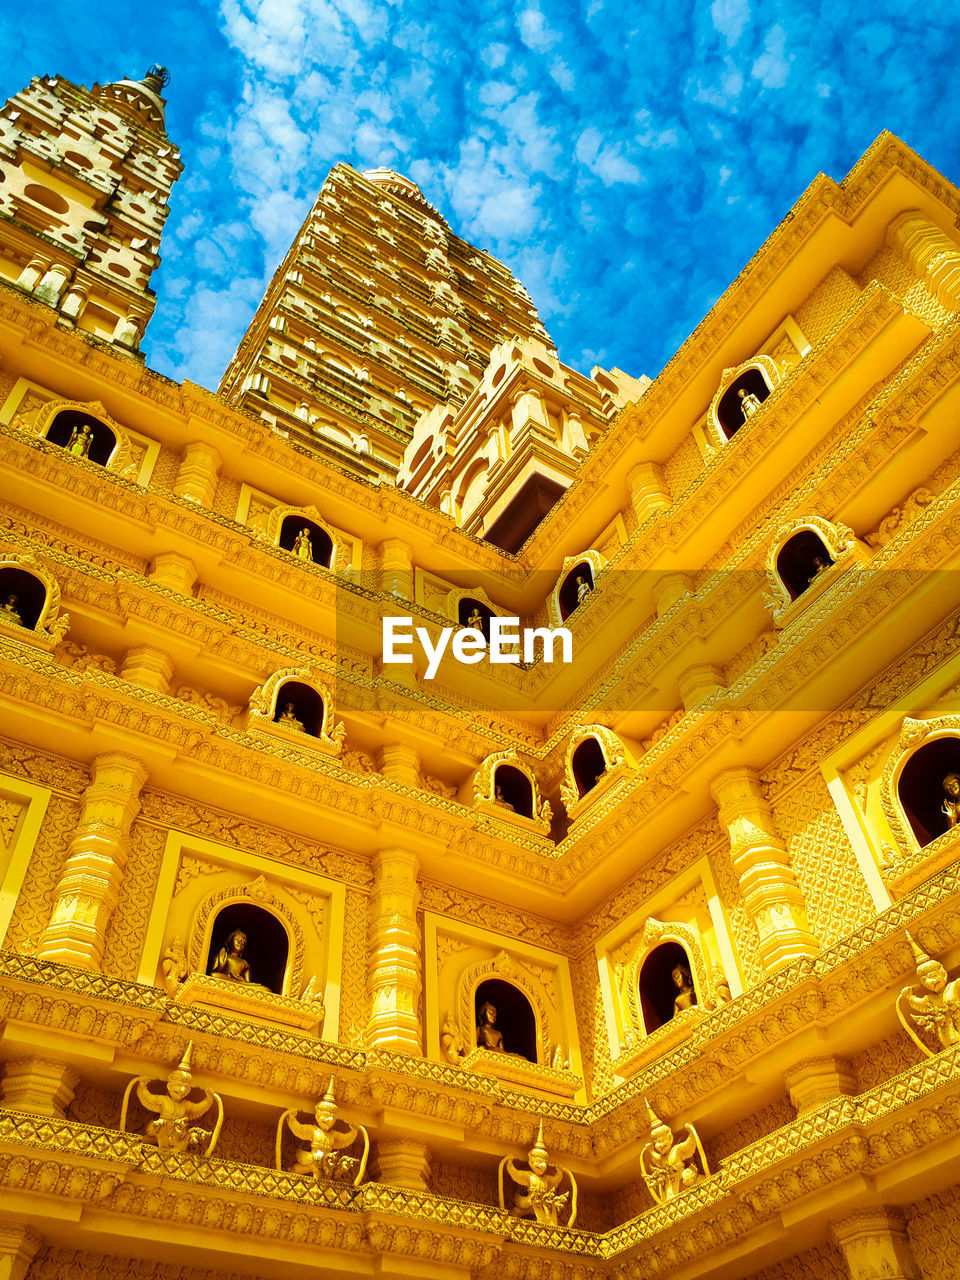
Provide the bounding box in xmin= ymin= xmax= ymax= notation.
xmin=32 ymin=264 xmax=70 ymax=307
xmin=379 ymin=743 xmax=420 ymax=787
xmin=380 ymin=538 xmax=414 ymax=602
xmin=677 ymin=663 xmax=725 ymax=711
xmin=784 ymin=1056 xmax=856 ymax=1115
xmin=652 ymin=571 xmax=693 ymax=617
xmin=37 ymin=753 xmax=147 ymax=969
xmin=832 ymin=1209 xmax=921 ymax=1280
xmin=373 ymin=1139 xmax=431 ymax=1191
xmin=0 ymin=1226 xmax=40 ymax=1280
xmin=627 ymin=461 xmax=671 ymax=523
xmin=15 ymin=255 xmax=49 ymax=292
xmin=149 ymin=553 xmax=198 ymax=595
xmin=121 ymin=645 xmax=174 ymax=693
xmin=366 ymin=846 xmax=422 ymax=1055
xmin=173 ymin=442 xmax=221 ymax=506
xmin=711 ymin=767 xmax=819 ymax=972
xmin=1 ymin=1058 xmax=79 ymax=1117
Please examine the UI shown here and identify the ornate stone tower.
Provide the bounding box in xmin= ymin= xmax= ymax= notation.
xmin=218 ymin=165 xmax=556 ymax=480
xmin=0 ymin=65 xmax=181 ymax=351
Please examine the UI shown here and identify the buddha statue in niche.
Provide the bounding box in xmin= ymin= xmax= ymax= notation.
xmin=806 ymin=554 xmax=831 ymax=586
xmin=575 ymin=574 xmax=592 ymax=604
xmin=476 ymin=1000 xmax=504 ymax=1052
xmin=0 ymin=593 xmax=23 ymax=626
xmin=210 ymin=929 xmax=251 ymax=983
xmin=671 ymin=965 xmax=697 ymax=1016
xmin=942 ymin=773 xmax=960 ymax=829
xmin=66 ymin=423 xmax=94 ymax=457
xmin=292 ymin=527 xmax=313 ymax=560
xmin=466 ymin=606 xmax=484 ymax=632
xmin=277 ymin=701 xmax=305 ymax=732
xmin=738 ymin=387 xmax=763 ymax=418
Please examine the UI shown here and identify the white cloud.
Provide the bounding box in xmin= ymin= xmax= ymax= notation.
xmin=752 ymin=24 xmax=791 ymax=89
xmin=515 ymin=4 xmax=562 ymax=55
xmin=711 ymin=0 xmax=751 ymax=46
xmin=574 ymin=127 xmax=643 ymax=186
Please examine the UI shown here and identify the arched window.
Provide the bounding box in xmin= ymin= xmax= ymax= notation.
xmin=475 ymin=977 xmax=537 ymax=1062
xmin=776 ymin=530 xmax=834 ymax=601
xmin=278 ymin=515 xmax=333 ymax=568
xmin=458 ymin=597 xmax=494 ymax=639
xmin=558 ymin=562 xmax=593 ymax=621
xmin=273 ymin=680 xmax=325 ymax=737
xmin=493 ymin=764 xmax=533 ymax=818
xmin=716 ymin=367 xmax=771 ymax=439
xmin=898 ymin=738 xmax=960 ymax=847
xmin=0 ymin=566 xmax=46 ymax=630
xmin=572 ymin=737 xmax=606 ymax=798
xmin=206 ymin=902 xmax=288 ymax=994
xmin=45 ymin=408 xmax=117 ymax=465
xmin=638 ymin=942 xmax=697 ymax=1035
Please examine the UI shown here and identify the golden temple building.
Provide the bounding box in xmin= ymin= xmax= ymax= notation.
xmin=0 ymin=62 xmax=959 ymax=1280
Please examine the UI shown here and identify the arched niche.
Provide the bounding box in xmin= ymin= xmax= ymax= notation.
xmin=707 ymin=355 xmax=779 ymax=444
xmin=206 ymin=902 xmax=289 ymax=995
xmin=561 ymin=726 xmax=632 ymax=816
xmin=775 ymin=530 xmax=833 ymax=601
xmin=892 ymin=732 xmax=960 ymax=849
xmin=277 ymin=515 xmax=333 ymax=568
xmin=571 ymin=738 xmax=607 ymax=799
xmin=763 ymin=515 xmax=862 ymax=624
xmin=262 ymin=504 xmax=340 ymax=573
xmin=474 ymin=977 xmax=538 ymax=1063
xmin=637 ymin=941 xmax=697 ymax=1035
xmin=28 ymin=398 xmax=138 ymax=478
xmin=248 ymin=667 xmax=345 ymax=756
xmin=457 ymin=596 xmax=494 ymax=637
xmin=548 ymin=550 xmax=604 ymax=627
xmin=0 ymin=555 xmax=69 ymax=647
xmin=493 ymin=763 xmax=534 ymax=818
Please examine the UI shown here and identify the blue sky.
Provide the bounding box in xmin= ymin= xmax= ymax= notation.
xmin=3 ymin=1 xmax=960 ymax=392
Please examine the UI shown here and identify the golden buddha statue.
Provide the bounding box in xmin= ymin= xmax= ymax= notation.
xmin=499 ymin=1121 xmax=577 ymax=1227
xmin=292 ymin=527 xmax=313 ymax=560
xmin=896 ymin=932 xmax=960 ymax=1056
xmin=210 ymin=929 xmax=251 ymax=983
xmin=466 ymin=607 xmax=484 ymax=632
xmin=66 ymin=423 xmax=93 ymax=457
xmin=476 ymin=1000 xmax=504 ymax=1052
xmin=277 ymin=701 xmax=305 ymax=732
xmin=120 ymin=1042 xmax=223 ymax=1155
xmin=737 ymin=387 xmax=763 ymax=418
xmin=639 ymin=1101 xmax=708 ymax=1204
xmin=671 ymin=964 xmax=697 ymax=1016
xmin=575 ymin=574 xmax=592 ymax=604
xmin=805 ymin=554 xmax=831 ymax=586
xmin=0 ymin=593 xmax=23 ymax=626
xmin=493 ymin=784 xmax=514 ymax=811
xmin=275 ymin=1077 xmax=369 ymax=1184
xmin=942 ymin=773 xmax=960 ymax=829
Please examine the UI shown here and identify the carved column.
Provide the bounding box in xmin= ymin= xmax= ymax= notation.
xmin=785 ymin=1056 xmax=855 ymax=1115
xmin=0 ymin=1057 xmax=79 ymax=1116
xmin=652 ymin=571 xmax=693 ymax=617
xmin=373 ymin=1138 xmax=431 ymax=1190
xmin=379 ymin=743 xmax=420 ymax=787
xmin=380 ymin=538 xmax=413 ymax=602
xmin=121 ymin=644 xmax=174 ymax=692
xmin=677 ymin=663 xmax=725 ymax=711
xmin=15 ymin=255 xmax=49 ymax=291
xmin=712 ymin=768 xmax=819 ymax=972
xmin=366 ymin=846 xmax=422 ymax=1055
xmin=832 ymin=1209 xmax=921 ymax=1279
xmin=173 ymin=441 xmax=221 ymax=506
xmin=150 ymin=553 xmax=198 ymax=595
xmin=627 ymin=461 xmax=671 ymax=523
xmin=0 ymin=1225 xmax=40 ymax=1280
xmin=37 ymin=753 xmax=147 ymax=970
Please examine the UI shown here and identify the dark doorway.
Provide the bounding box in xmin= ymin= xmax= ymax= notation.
xmin=278 ymin=516 xmax=333 ymax=567
xmin=572 ymin=738 xmax=607 ymax=798
xmin=898 ymin=738 xmax=960 ymax=847
xmin=46 ymin=409 xmax=117 ymax=465
xmin=206 ymin=902 xmax=289 ymax=993
xmin=475 ymin=977 xmax=537 ymax=1062
xmin=273 ymin=681 xmax=324 ymax=736
xmin=494 ymin=764 xmax=533 ymax=817
xmin=638 ymin=942 xmax=695 ymax=1034
xmin=0 ymin=567 xmax=47 ymax=630
xmin=776 ymin=530 xmax=834 ymax=601
xmin=558 ymin=562 xmax=593 ymax=621
xmin=458 ymin=597 xmax=494 ymax=640
xmin=717 ymin=368 xmax=771 ymax=439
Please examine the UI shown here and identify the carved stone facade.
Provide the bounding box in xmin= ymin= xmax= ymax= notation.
xmin=0 ymin=63 xmax=958 ymax=1280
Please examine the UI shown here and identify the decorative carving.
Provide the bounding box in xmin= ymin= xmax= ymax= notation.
xmin=184 ymin=876 xmax=306 ymax=997
xmin=705 ymin=354 xmax=781 ymax=448
xmin=547 ymin=549 xmax=606 ymax=627
xmin=473 ymin=751 xmax=551 ymax=832
xmin=275 ymin=1077 xmax=369 ymax=1184
xmin=498 ymin=1121 xmax=577 ymax=1226
xmin=880 ymin=715 xmax=960 ymax=861
xmin=26 ymin=397 xmax=140 ymax=480
xmin=259 ymin=502 xmax=341 ymax=572
xmin=896 ymin=931 xmax=960 ymax=1056
xmin=0 ymin=553 xmax=69 ymax=646
xmin=247 ymin=667 xmax=345 ymax=756
xmin=638 ymin=1101 xmax=710 ymax=1204
xmin=560 ymin=725 xmax=635 ymax=817
xmin=120 ymin=1042 xmax=223 ymax=1155
xmin=762 ymin=514 xmax=862 ymax=623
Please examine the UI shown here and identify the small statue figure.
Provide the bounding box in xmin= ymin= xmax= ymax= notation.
xmin=440 ymin=1012 xmax=464 ymax=1064
xmin=275 ymin=1077 xmax=369 ymax=1184
xmin=896 ymin=932 xmax=960 ymax=1057
xmin=494 ymin=784 xmax=514 ymax=811
xmin=277 ymin=701 xmax=305 ymax=732
xmin=806 ymin=554 xmax=831 ymax=586
xmin=120 ymin=1042 xmax=223 ymax=1155
xmin=639 ymin=1101 xmax=709 ymax=1204
xmin=66 ymin=423 xmax=93 ymax=457
xmin=942 ymin=773 xmax=960 ymax=829
xmin=466 ymin=607 xmax=484 ymax=632
xmin=477 ymin=1001 xmax=505 ymax=1052
xmin=671 ymin=965 xmax=697 ymax=1017
xmin=160 ymin=935 xmax=188 ymax=996
xmin=292 ymin=527 xmax=313 ymax=561
xmin=210 ymin=929 xmax=251 ymax=983
xmin=550 ymin=1045 xmax=568 ymax=1071
xmin=0 ymin=593 xmax=23 ymax=626
xmin=737 ymin=387 xmax=763 ymax=418
xmin=575 ymin=574 xmax=592 ymax=604
xmin=499 ymin=1121 xmax=577 ymax=1227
